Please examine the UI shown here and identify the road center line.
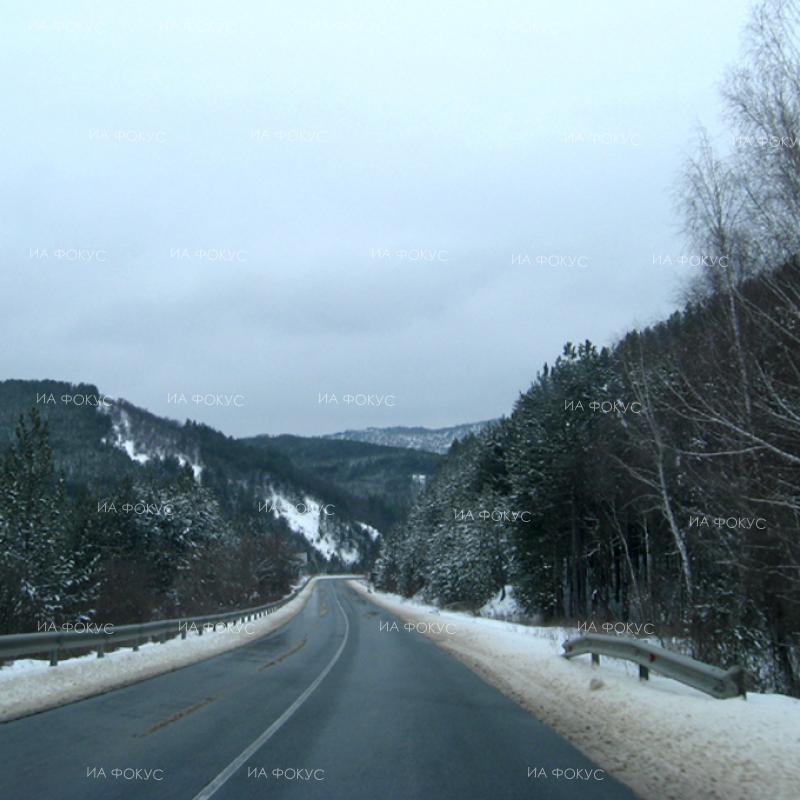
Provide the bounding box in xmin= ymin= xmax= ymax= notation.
xmin=191 ymin=585 xmax=350 ymax=800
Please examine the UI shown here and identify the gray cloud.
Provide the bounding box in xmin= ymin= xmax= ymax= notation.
xmin=1 ymin=0 xmax=753 ymax=435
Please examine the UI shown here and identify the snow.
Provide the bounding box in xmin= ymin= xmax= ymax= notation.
xmin=265 ymin=492 xmax=321 ymax=541
xmin=0 ymin=577 xmax=341 ymax=722
xmin=356 ymin=521 xmax=381 ymax=541
xmin=479 ymin=585 xmax=524 ymax=621
xmin=340 ymin=549 xmax=359 ymax=566
xmin=109 ymin=410 xmax=152 ymax=464
xmin=108 ymin=410 xmax=203 ymax=480
xmin=349 ymin=581 xmax=800 ymax=800
xmin=177 ymin=454 xmax=203 ymax=480
xmin=324 ymin=422 xmax=491 ymax=453
xmin=263 ymin=491 xmax=361 ymax=565
xmin=122 ymin=437 xmax=150 ymax=464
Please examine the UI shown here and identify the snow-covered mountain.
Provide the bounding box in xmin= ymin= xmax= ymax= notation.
xmin=104 ymin=404 xmax=204 ymax=480
xmin=259 ymin=491 xmax=379 ymax=567
xmin=101 ymin=399 xmax=380 ymax=567
xmin=324 ymin=421 xmax=494 ymax=454
xmin=0 ymin=380 xmax=381 ymax=568
xmin=240 ymin=433 xmax=442 ymax=528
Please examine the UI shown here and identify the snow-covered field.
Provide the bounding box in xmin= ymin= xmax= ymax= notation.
xmin=0 ymin=577 xmax=342 ymax=722
xmin=349 ymin=580 xmax=800 ymax=800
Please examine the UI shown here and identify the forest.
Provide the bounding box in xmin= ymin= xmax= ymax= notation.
xmin=0 ymin=408 xmax=303 ymax=634
xmin=374 ymin=2 xmax=800 ymax=695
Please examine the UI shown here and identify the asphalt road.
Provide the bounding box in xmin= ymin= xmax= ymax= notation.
xmin=0 ymin=579 xmax=639 ymax=800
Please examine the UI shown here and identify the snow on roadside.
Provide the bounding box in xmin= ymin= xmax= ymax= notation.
xmin=0 ymin=577 xmax=331 ymax=723
xmin=349 ymin=580 xmax=800 ymax=800
xmin=479 ymin=584 xmax=525 ymax=622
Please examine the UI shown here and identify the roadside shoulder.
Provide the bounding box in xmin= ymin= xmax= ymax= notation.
xmin=0 ymin=579 xmax=319 ymax=722
xmin=348 ymin=580 xmax=800 ymax=800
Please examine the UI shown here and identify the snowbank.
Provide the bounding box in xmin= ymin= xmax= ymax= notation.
xmin=349 ymin=580 xmax=800 ymax=800
xmin=478 ymin=584 xmax=526 ymax=622
xmin=0 ymin=577 xmax=333 ymax=722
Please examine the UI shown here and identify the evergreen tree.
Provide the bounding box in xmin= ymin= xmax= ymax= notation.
xmin=0 ymin=410 xmax=89 ymax=633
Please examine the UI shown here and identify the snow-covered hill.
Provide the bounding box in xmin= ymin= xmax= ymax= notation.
xmin=102 ymin=399 xmax=380 ymax=567
xmin=325 ymin=421 xmax=494 ymax=454
xmin=260 ymin=490 xmax=377 ymax=566
xmin=104 ymin=405 xmax=204 ymax=480
xmin=0 ymin=380 xmax=381 ymax=569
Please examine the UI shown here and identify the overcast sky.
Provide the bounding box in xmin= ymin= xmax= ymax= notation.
xmin=1 ymin=0 xmax=754 ymax=436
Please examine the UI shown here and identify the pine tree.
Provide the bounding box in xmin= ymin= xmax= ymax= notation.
xmin=0 ymin=410 xmax=78 ymax=632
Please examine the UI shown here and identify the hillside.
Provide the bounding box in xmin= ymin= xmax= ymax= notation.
xmin=0 ymin=380 xmax=381 ymax=573
xmin=324 ymin=421 xmax=494 ymax=454
xmin=375 ymin=259 xmax=800 ymax=696
xmin=241 ymin=434 xmax=441 ymax=528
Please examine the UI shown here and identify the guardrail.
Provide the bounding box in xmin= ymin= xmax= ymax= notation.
xmin=562 ymin=633 xmax=746 ymax=699
xmin=0 ymin=576 xmax=313 ymax=667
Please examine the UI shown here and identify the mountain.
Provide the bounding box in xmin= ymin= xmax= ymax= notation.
xmin=240 ymin=434 xmax=442 ymax=526
xmin=0 ymin=379 xmax=380 ymax=570
xmin=323 ymin=421 xmax=495 ymax=454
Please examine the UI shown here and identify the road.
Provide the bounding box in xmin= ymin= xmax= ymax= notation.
xmin=0 ymin=579 xmax=639 ymax=799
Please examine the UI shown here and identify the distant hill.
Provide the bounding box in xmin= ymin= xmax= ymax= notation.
xmin=0 ymin=379 xmax=381 ymax=568
xmin=0 ymin=381 xmax=487 ymax=566
xmin=323 ymin=421 xmax=494 ymax=454
xmin=241 ymin=434 xmax=442 ymax=524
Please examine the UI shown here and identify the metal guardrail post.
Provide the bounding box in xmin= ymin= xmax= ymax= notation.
xmin=562 ymin=633 xmax=746 ymax=699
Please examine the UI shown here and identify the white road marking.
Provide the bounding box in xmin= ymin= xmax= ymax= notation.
xmin=191 ymin=584 xmax=350 ymax=800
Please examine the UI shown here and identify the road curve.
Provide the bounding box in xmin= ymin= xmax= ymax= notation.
xmin=0 ymin=579 xmax=639 ymax=799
